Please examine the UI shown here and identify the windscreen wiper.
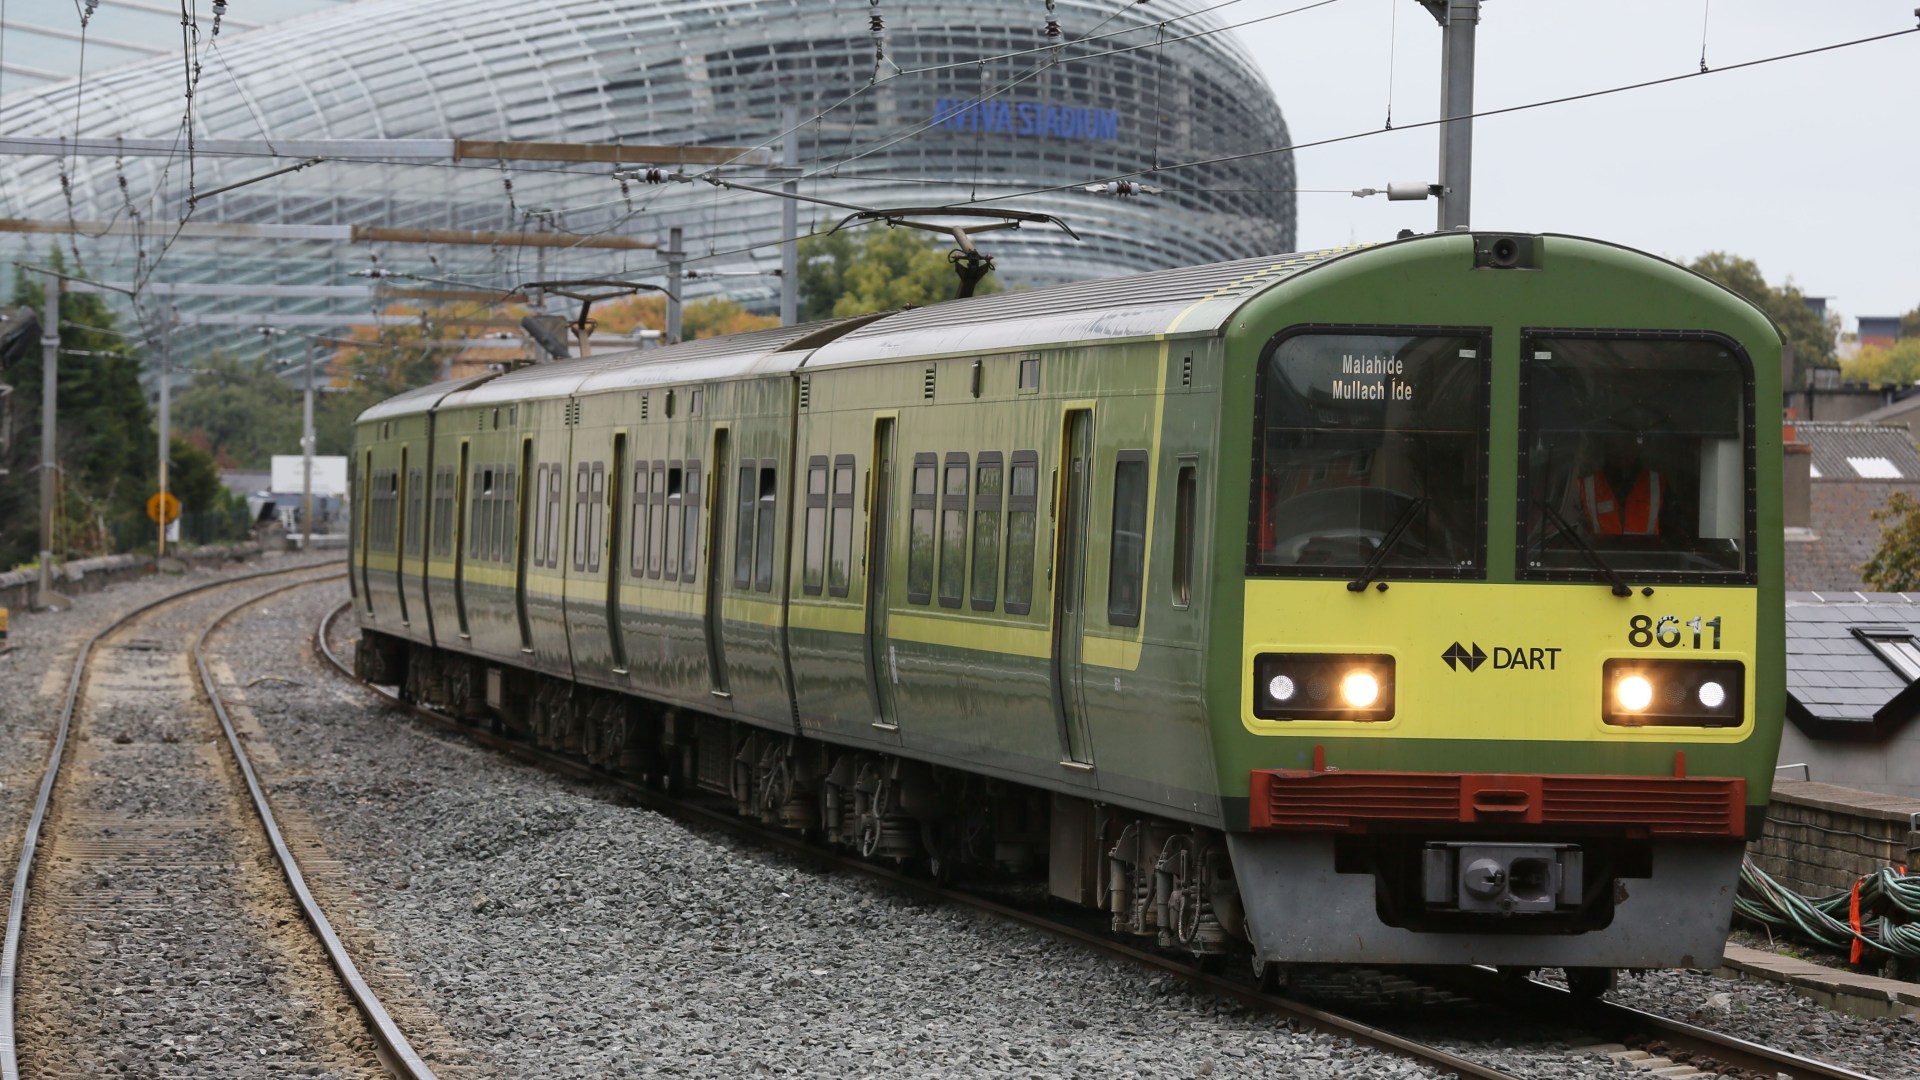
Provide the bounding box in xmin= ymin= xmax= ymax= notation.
xmin=1531 ymin=495 xmax=1633 ymax=597
xmin=1347 ymin=497 xmax=1425 ymax=592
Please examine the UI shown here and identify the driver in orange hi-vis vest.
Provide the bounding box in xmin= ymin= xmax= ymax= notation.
xmin=1576 ymin=433 xmax=1665 ymax=537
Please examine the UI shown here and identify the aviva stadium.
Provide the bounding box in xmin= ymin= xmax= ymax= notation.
xmin=0 ymin=0 xmax=1296 ymax=327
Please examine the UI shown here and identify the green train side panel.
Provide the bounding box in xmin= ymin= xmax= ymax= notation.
xmin=1201 ymin=235 xmax=1785 ymax=820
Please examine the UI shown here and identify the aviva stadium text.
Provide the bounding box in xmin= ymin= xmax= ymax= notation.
xmin=929 ymin=98 xmax=1121 ymax=141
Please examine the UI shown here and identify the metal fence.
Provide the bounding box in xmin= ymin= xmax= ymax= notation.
xmin=106 ymin=507 xmax=255 ymax=553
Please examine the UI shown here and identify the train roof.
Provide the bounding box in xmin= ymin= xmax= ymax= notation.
xmin=355 ymin=371 xmax=496 ymax=423
xmin=803 ymin=245 xmax=1361 ymax=368
xmin=439 ymin=314 xmax=886 ymax=408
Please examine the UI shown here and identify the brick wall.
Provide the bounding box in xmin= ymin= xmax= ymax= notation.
xmin=1748 ymin=779 xmax=1920 ymax=897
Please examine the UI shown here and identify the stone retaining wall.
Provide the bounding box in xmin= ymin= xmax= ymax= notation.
xmin=0 ymin=543 xmax=261 ymax=613
xmin=1749 ymin=779 xmax=1920 ymax=897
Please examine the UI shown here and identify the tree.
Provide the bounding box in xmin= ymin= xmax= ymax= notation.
xmin=1900 ymin=305 xmax=1920 ymax=341
xmin=168 ymin=434 xmax=224 ymax=514
xmin=592 ymin=294 xmax=778 ymax=340
xmin=1688 ymin=253 xmax=1836 ymax=384
xmin=170 ymin=353 xmax=301 ymax=469
xmin=0 ymin=250 xmax=157 ymax=567
xmin=1863 ymin=491 xmax=1920 ymax=592
xmin=798 ymin=227 xmax=1001 ymax=321
xmin=1842 ymin=339 xmax=1920 ymax=387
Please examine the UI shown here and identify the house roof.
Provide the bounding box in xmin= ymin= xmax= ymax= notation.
xmin=1785 ymin=591 xmax=1920 ymax=740
xmin=1794 ymin=421 xmax=1920 ymax=481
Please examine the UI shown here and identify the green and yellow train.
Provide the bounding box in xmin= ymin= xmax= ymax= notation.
xmin=352 ymin=232 xmax=1784 ymax=986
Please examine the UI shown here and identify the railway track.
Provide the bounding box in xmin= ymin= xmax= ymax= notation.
xmin=0 ymin=566 xmax=436 ymax=1080
xmin=317 ymin=597 xmax=1898 ymax=1080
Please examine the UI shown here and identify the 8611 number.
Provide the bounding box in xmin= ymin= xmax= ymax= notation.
xmin=1628 ymin=614 xmax=1721 ymax=650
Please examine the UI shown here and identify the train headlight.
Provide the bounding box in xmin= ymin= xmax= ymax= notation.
xmin=1341 ymin=671 xmax=1380 ymax=708
xmin=1614 ymin=675 xmax=1654 ymax=712
xmin=1601 ymin=659 xmax=1744 ymax=727
xmin=1253 ymin=653 xmax=1395 ymax=721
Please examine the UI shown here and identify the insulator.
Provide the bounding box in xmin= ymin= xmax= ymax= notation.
xmin=644 ymin=168 xmax=668 ymax=184
xmin=81 ymin=0 xmax=98 ymax=27
xmin=1044 ymin=17 xmax=1060 ymax=37
xmin=212 ymin=0 xmax=227 ymax=35
xmin=870 ymin=14 xmax=884 ymax=32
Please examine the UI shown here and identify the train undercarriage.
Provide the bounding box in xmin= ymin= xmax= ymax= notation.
xmin=361 ymin=633 xmax=1664 ymax=996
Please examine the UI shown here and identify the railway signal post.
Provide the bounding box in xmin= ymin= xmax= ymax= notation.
xmin=29 ymin=268 xmax=67 ymax=611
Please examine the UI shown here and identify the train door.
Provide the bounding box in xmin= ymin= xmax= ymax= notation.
xmin=420 ymin=428 xmax=438 ymax=644
xmin=606 ymin=433 xmax=630 ymax=673
xmin=1049 ymin=409 xmax=1095 ymax=766
xmin=515 ymin=437 xmax=534 ymax=652
xmin=864 ymin=417 xmax=900 ymax=729
xmin=704 ymin=428 xmax=731 ymax=696
xmin=359 ymin=448 xmax=374 ymax=613
xmin=395 ymin=447 xmax=411 ymax=625
xmin=454 ymin=441 xmax=471 ymax=638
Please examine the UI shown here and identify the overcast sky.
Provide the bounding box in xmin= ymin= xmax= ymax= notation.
xmin=1237 ymin=2 xmax=1918 ymax=331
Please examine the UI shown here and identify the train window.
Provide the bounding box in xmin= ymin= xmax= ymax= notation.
xmin=938 ymin=454 xmax=970 ymax=608
xmin=1019 ymin=355 xmax=1040 ymax=392
xmin=405 ymin=468 xmax=424 ymax=557
xmin=1172 ymin=463 xmax=1197 ymax=609
xmin=501 ymin=466 xmax=517 ymax=563
xmin=572 ymin=464 xmax=591 ymax=571
xmin=682 ymin=462 xmax=702 ymax=585
xmin=690 ymin=389 xmax=704 ymax=417
xmin=1252 ymin=330 xmax=1489 ymax=579
xmin=908 ymin=454 xmax=937 ymax=605
xmin=803 ymin=457 xmax=829 ymax=596
xmin=665 ymin=464 xmax=684 ymax=580
xmin=830 ymin=456 xmax=856 ymax=598
xmin=630 ymin=465 xmax=650 ymax=574
xmin=532 ymin=464 xmax=548 ymax=566
xmin=546 ymin=464 xmax=565 ymax=570
xmin=754 ymin=465 xmax=777 ymax=592
xmin=1519 ymin=334 xmax=1752 ymax=581
xmin=1004 ymin=452 xmax=1039 ymax=615
xmin=971 ymin=453 xmax=1004 ymax=611
xmin=647 ymin=463 xmax=665 ymax=578
xmin=734 ymin=463 xmax=756 ymax=589
xmin=1108 ymin=451 xmax=1150 ymax=627
xmin=588 ymin=463 xmax=606 ymax=574
xmin=470 ymin=469 xmax=488 ymax=560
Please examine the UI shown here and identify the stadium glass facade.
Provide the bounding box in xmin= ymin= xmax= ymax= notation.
xmin=0 ymin=0 xmax=1295 ymax=334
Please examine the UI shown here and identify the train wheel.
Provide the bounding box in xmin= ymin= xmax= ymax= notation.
xmin=1564 ymin=966 xmax=1615 ymax=999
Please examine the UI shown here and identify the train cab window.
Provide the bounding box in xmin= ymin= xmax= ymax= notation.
xmin=1004 ymin=452 xmax=1039 ymax=615
xmin=970 ymin=453 xmax=1004 ymax=611
xmin=803 ymin=457 xmax=829 ymax=596
xmin=830 ymin=456 xmax=856 ymax=598
xmin=1252 ymin=330 xmax=1489 ymax=579
xmin=1108 ymin=451 xmax=1149 ymax=626
xmin=908 ymin=455 xmax=937 ymax=604
xmin=630 ymin=465 xmax=650 ymax=574
xmin=938 ymin=453 xmax=969 ymax=608
xmin=734 ymin=463 xmax=757 ymax=590
xmin=647 ymin=463 xmax=666 ymax=578
xmin=1172 ymin=462 xmax=1197 ymax=609
xmin=1519 ymin=334 xmax=1752 ymax=580
xmin=682 ymin=462 xmax=702 ymax=585
xmin=665 ymin=464 xmax=684 ymax=580
xmin=754 ymin=465 xmax=778 ymax=592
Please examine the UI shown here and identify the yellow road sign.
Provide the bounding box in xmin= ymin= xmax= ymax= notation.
xmin=146 ymin=492 xmax=181 ymax=524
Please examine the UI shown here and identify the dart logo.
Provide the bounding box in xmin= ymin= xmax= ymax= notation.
xmin=1442 ymin=641 xmax=1487 ymax=672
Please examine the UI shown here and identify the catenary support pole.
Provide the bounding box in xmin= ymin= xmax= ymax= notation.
xmin=303 ymin=341 xmax=316 ymax=550
xmin=666 ymin=226 xmax=684 ymax=345
xmin=34 ymin=271 xmax=58 ymax=609
xmin=1429 ymin=0 xmax=1479 ymax=231
xmin=780 ymin=105 xmax=799 ymax=327
xmin=156 ymin=313 xmax=170 ymax=557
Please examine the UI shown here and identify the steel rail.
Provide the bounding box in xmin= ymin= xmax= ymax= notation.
xmin=0 ymin=560 xmax=343 ymax=1079
xmin=316 ymin=601 xmax=1517 ymax=1080
xmin=1481 ymin=970 xmax=1884 ymax=1080
xmin=198 ymin=578 xmax=438 ymax=1080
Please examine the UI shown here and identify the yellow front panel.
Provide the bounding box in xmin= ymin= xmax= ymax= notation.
xmin=1241 ymin=581 xmax=1758 ymax=743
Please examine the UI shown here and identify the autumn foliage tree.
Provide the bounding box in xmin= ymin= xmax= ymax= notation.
xmin=1688 ymin=253 xmax=1836 ymax=386
xmin=592 ymin=294 xmax=777 ymax=340
xmin=1862 ymin=491 xmax=1920 ymax=592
